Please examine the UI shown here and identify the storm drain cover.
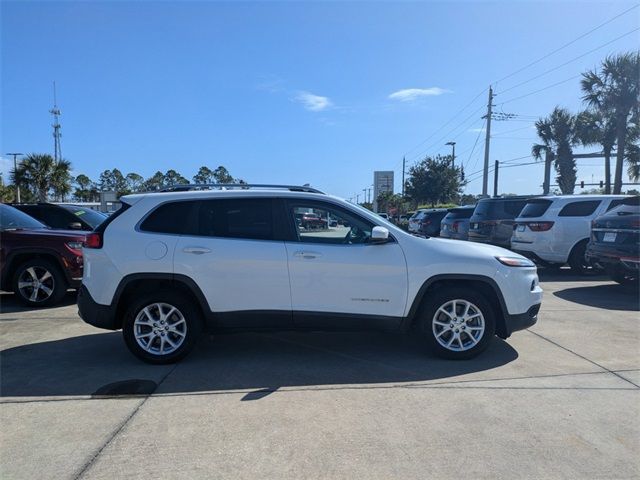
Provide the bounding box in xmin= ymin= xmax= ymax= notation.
xmin=92 ymin=379 xmax=157 ymax=398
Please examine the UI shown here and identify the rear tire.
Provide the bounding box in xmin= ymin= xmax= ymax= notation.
xmin=607 ymin=266 xmax=638 ymax=286
xmin=418 ymin=287 xmax=496 ymax=360
xmin=568 ymin=240 xmax=592 ymax=274
xmin=12 ymin=259 xmax=67 ymax=307
xmin=122 ymin=290 xmax=203 ymax=364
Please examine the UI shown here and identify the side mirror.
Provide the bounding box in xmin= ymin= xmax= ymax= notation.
xmin=68 ymin=222 xmax=83 ymax=230
xmin=371 ymin=226 xmax=390 ymax=244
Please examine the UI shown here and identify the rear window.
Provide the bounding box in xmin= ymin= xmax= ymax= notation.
xmin=504 ymin=200 xmax=527 ymax=217
xmin=446 ymin=208 xmax=474 ymax=219
xmin=140 ymin=201 xmax=198 ymax=235
xmin=558 ymin=200 xmax=600 ymax=217
xmin=519 ymin=200 xmax=552 ymax=218
xmin=0 ymin=204 xmax=46 ymax=230
xmin=62 ymin=205 xmax=108 ymax=229
xmin=473 ymin=200 xmax=493 ymax=216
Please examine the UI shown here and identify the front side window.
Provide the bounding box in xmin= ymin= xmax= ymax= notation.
xmin=558 ymin=200 xmax=600 ymax=217
xmin=199 ymin=198 xmax=274 ymax=241
xmin=289 ymin=202 xmax=374 ymax=245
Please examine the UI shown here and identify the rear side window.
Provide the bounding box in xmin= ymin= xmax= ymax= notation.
xmin=140 ymin=201 xmax=198 ymax=235
xmin=606 ymin=198 xmax=630 ymax=211
xmin=558 ymin=200 xmax=600 ymax=217
xmin=519 ymin=200 xmax=552 ymax=218
xmin=199 ymin=199 xmax=274 ymax=240
xmin=503 ymin=200 xmax=527 ymax=217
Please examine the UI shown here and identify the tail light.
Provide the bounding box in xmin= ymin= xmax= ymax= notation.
xmin=451 ymin=221 xmax=459 ymax=233
xmin=83 ymin=232 xmax=103 ymax=249
xmin=527 ymin=221 xmax=554 ymax=232
xmin=421 ymin=219 xmax=432 ymax=226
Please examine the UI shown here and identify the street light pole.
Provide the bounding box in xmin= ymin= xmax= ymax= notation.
xmin=6 ymin=152 xmax=23 ymax=203
xmin=445 ymin=142 xmax=456 ymax=170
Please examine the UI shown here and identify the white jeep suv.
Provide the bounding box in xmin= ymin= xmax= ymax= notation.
xmin=78 ymin=185 xmax=542 ymax=364
xmin=511 ymin=195 xmax=628 ymax=272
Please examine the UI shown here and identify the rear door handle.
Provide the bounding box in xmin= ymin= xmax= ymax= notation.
xmin=182 ymin=247 xmax=211 ymax=255
xmin=293 ymin=251 xmax=322 ymax=259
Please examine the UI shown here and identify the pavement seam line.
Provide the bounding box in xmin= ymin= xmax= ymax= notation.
xmin=71 ymin=363 xmax=179 ymax=480
xmin=526 ymin=330 xmax=640 ymax=389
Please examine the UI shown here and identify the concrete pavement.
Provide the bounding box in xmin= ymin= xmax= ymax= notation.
xmin=1 ymin=271 xmax=638 ymax=479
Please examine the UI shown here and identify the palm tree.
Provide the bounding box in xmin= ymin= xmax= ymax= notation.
xmin=581 ymin=52 xmax=640 ymax=194
xmin=532 ymin=107 xmax=580 ymax=194
xmin=575 ymin=110 xmax=616 ymax=193
xmin=13 ymin=154 xmax=72 ymax=202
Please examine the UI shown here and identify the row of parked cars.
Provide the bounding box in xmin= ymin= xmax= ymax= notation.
xmin=0 ymin=203 xmax=107 ymax=307
xmin=405 ymin=194 xmax=639 ymax=284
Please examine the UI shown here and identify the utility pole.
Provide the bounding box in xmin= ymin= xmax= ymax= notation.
xmin=493 ymin=160 xmax=499 ymax=197
xmin=6 ymin=152 xmax=23 ymax=202
xmin=446 ymin=142 xmax=456 ymax=170
xmin=401 ymin=157 xmax=406 ymax=196
xmin=543 ymin=150 xmax=552 ymax=194
xmin=50 ymin=81 xmax=62 ymax=164
xmin=481 ymin=86 xmax=493 ymax=197
xmin=356 ymin=193 xmax=360 ymax=204
xmin=363 ymin=188 xmax=367 ymax=203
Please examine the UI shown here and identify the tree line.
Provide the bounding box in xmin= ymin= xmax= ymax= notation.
xmin=1 ymin=158 xmax=244 ymax=202
xmin=533 ymin=51 xmax=639 ymax=194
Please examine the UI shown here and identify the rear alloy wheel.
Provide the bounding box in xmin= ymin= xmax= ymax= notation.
xmin=420 ymin=288 xmax=495 ymax=359
xmin=122 ymin=291 xmax=202 ymax=364
xmin=607 ymin=266 xmax=638 ymax=286
xmin=13 ymin=259 xmax=67 ymax=307
xmin=568 ymin=240 xmax=595 ymax=275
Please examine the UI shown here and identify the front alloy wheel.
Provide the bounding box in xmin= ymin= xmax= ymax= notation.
xmin=420 ymin=287 xmax=495 ymax=359
xmin=432 ymin=299 xmax=486 ymax=352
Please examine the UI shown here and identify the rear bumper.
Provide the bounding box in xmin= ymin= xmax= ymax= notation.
xmin=77 ymin=285 xmax=119 ymax=330
xmin=586 ymin=243 xmax=640 ymax=271
xmin=468 ymin=234 xmax=510 ymax=249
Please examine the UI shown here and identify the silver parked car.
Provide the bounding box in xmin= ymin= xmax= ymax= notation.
xmin=440 ymin=205 xmax=476 ymax=240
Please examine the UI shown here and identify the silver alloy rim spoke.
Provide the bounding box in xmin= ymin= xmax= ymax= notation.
xmin=18 ymin=267 xmax=55 ymax=303
xmin=134 ymin=302 xmax=187 ymax=356
xmin=431 ymin=299 xmax=485 ymax=352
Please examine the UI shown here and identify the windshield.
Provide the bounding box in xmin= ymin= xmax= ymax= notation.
xmin=62 ymin=205 xmax=108 ymax=228
xmin=0 ymin=204 xmax=47 ymax=231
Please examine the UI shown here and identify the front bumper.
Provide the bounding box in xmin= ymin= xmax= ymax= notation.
xmin=77 ymin=285 xmax=119 ymax=330
xmin=502 ymin=303 xmax=540 ymax=337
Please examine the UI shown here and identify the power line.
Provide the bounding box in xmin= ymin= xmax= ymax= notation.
xmin=498 ymin=27 xmax=639 ymax=96
xmin=499 ymin=75 xmax=581 ymax=105
xmin=494 ymin=4 xmax=639 ymax=84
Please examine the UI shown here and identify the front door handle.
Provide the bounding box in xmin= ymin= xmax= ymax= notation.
xmin=183 ymin=247 xmax=211 ymax=255
xmin=294 ymin=251 xmax=322 ymax=259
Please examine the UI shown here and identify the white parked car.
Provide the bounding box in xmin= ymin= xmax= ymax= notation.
xmin=511 ymin=195 xmax=629 ymax=272
xmin=78 ymin=184 xmax=542 ymax=364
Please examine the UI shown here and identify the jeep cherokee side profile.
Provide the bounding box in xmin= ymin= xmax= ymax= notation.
xmin=78 ymin=185 xmax=542 ymax=364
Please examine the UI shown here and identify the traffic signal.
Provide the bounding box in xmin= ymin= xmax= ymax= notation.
xmin=580 ymin=181 xmax=585 ymax=188
xmin=599 ymin=181 xmax=604 ymax=188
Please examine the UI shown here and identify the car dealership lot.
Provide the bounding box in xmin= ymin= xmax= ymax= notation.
xmin=1 ymin=272 xmax=639 ymax=480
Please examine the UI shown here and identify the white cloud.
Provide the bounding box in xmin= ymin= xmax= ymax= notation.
xmin=388 ymin=87 xmax=451 ymax=102
xmin=295 ymin=91 xmax=332 ymax=112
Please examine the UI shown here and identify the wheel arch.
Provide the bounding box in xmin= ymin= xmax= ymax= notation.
xmin=113 ymin=273 xmax=210 ymax=330
xmin=406 ymin=274 xmax=510 ymax=338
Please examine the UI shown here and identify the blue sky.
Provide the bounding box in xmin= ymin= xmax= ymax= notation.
xmin=1 ymin=1 xmax=639 ymax=199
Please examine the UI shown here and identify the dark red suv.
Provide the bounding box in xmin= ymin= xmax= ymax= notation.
xmin=0 ymin=204 xmax=86 ymax=307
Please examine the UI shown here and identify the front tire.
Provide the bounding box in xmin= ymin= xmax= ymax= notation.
xmin=419 ymin=288 xmax=496 ymax=360
xmin=12 ymin=259 xmax=67 ymax=307
xmin=122 ymin=291 xmax=202 ymax=364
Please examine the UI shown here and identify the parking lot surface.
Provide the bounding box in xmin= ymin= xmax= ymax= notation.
xmin=1 ymin=271 xmax=639 ymax=480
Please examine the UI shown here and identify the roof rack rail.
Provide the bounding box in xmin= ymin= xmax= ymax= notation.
xmin=156 ymin=183 xmax=325 ymax=194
